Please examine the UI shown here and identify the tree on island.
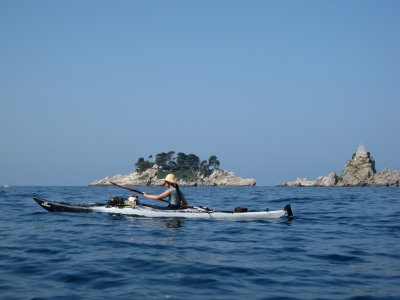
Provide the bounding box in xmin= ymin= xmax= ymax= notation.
xmin=135 ymin=157 xmax=154 ymax=173
xmin=208 ymin=155 xmax=220 ymax=170
xmin=134 ymin=151 xmax=221 ymax=180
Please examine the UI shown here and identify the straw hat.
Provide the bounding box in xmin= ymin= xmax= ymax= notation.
xmin=161 ymin=173 xmax=177 ymax=184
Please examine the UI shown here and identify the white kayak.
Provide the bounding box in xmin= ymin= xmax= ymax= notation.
xmin=33 ymin=196 xmax=293 ymax=220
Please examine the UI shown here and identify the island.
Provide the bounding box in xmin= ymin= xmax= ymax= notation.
xmin=90 ymin=152 xmax=256 ymax=187
xmin=277 ymin=145 xmax=400 ymax=187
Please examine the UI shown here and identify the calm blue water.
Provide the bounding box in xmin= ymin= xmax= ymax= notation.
xmin=0 ymin=186 xmax=399 ymax=300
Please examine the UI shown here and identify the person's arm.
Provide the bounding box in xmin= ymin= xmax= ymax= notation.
xmin=142 ymin=189 xmax=172 ymax=201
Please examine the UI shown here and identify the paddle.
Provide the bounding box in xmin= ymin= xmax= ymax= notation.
xmin=110 ymin=182 xmax=170 ymax=204
xmin=110 ymin=181 xmax=144 ymax=194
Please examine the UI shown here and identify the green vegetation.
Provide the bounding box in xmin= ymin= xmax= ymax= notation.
xmin=135 ymin=151 xmax=220 ymax=181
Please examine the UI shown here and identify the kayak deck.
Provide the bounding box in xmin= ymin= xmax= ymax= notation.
xmin=33 ymin=196 xmax=293 ymax=220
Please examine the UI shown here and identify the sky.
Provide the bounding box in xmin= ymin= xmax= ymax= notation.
xmin=1 ymin=0 xmax=399 ymax=186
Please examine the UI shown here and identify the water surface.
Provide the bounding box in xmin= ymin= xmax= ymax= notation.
xmin=0 ymin=186 xmax=399 ymax=299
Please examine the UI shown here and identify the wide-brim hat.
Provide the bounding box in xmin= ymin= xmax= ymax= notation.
xmin=161 ymin=173 xmax=177 ymax=184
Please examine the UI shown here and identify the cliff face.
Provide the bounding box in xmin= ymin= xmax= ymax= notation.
xmin=90 ymin=165 xmax=256 ymax=187
xmin=277 ymin=145 xmax=399 ymax=187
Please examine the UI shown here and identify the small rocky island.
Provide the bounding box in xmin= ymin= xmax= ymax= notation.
xmin=277 ymin=145 xmax=400 ymax=187
xmin=90 ymin=152 xmax=256 ymax=187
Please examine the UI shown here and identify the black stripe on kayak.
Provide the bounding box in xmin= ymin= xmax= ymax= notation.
xmin=33 ymin=197 xmax=93 ymax=213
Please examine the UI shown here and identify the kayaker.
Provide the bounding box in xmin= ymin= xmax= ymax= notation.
xmin=142 ymin=174 xmax=188 ymax=208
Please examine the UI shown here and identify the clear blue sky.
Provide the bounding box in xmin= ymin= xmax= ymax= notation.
xmin=1 ymin=0 xmax=399 ymax=186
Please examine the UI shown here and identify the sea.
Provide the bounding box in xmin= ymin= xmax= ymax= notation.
xmin=0 ymin=186 xmax=399 ymax=300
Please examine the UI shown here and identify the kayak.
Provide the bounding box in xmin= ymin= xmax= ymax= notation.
xmin=33 ymin=196 xmax=292 ymax=220
xmin=33 ymin=196 xmax=293 ymax=220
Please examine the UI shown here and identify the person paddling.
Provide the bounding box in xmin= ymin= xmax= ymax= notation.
xmin=142 ymin=174 xmax=188 ymax=209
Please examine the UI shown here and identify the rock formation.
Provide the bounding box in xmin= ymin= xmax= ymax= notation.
xmin=90 ymin=165 xmax=256 ymax=187
xmin=369 ymin=169 xmax=400 ymax=186
xmin=277 ymin=145 xmax=399 ymax=187
xmin=276 ymin=177 xmax=317 ymax=187
xmin=316 ymin=172 xmax=338 ymax=187
xmin=339 ymin=144 xmax=376 ymax=186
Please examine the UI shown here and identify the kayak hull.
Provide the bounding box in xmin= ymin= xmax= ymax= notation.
xmin=33 ymin=197 xmax=291 ymax=220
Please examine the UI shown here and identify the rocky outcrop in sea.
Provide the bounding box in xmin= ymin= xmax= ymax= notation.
xmin=90 ymin=165 xmax=256 ymax=187
xmin=277 ymin=145 xmax=400 ymax=187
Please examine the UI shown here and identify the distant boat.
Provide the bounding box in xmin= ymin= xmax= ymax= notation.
xmin=3 ymin=185 xmax=10 ymax=188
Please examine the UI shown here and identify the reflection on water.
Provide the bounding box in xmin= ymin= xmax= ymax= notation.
xmin=120 ymin=215 xmax=185 ymax=230
xmin=162 ymin=218 xmax=184 ymax=230
xmin=146 ymin=217 xmax=184 ymax=232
